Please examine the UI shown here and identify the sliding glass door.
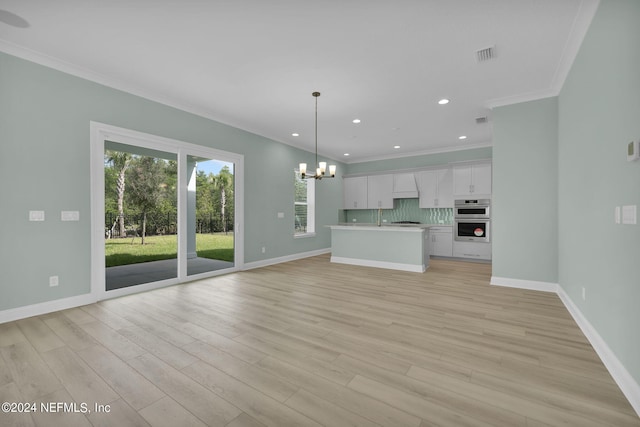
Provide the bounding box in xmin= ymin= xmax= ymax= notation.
xmin=104 ymin=142 xmax=178 ymax=290
xmin=186 ymin=156 xmax=235 ymax=277
xmin=91 ymin=122 xmax=244 ymax=300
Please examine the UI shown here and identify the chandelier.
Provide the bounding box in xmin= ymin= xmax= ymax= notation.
xmin=299 ymin=92 xmax=336 ymax=179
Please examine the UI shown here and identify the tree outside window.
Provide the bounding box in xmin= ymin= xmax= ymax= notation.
xmin=294 ymin=170 xmax=315 ymax=235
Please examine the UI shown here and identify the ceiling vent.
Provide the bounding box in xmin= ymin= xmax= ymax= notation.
xmin=476 ymin=46 xmax=495 ymax=63
xmin=475 ymin=116 xmax=488 ymax=124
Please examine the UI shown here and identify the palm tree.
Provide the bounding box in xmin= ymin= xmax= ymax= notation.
xmin=106 ymin=150 xmax=131 ymax=238
xmin=214 ymin=166 xmax=233 ymax=233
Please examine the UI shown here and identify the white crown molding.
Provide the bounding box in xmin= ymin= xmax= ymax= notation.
xmin=549 ymin=0 xmax=601 ymax=95
xmin=345 ymin=141 xmax=493 ymax=165
xmin=0 ymin=39 xmax=265 ymax=140
xmin=492 ymin=275 xmax=640 ymax=418
xmin=486 ymin=0 xmax=600 ymax=109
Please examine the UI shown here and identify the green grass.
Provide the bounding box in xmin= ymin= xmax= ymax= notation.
xmin=105 ymin=233 xmax=234 ymax=267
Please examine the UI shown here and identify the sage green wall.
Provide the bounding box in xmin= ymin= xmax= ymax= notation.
xmin=331 ymin=228 xmax=424 ymax=266
xmin=492 ymin=97 xmax=559 ymax=283
xmin=558 ymin=0 xmax=640 ymax=384
xmin=345 ymin=147 xmax=492 ymax=175
xmin=0 ymin=51 xmax=343 ymax=312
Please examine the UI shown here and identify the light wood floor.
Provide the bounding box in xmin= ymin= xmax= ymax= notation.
xmin=1 ymin=255 xmax=638 ymax=426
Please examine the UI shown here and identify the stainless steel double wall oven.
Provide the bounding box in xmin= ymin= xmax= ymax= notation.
xmin=454 ymin=199 xmax=490 ymax=242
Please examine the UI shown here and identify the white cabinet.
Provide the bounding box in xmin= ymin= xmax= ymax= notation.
xmin=452 ymin=241 xmax=492 ymax=260
xmin=429 ymin=226 xmax=453 ymax=257
xmin=367 ymin=174 xmax=394 ymax=208
xmin=343 ymin=176 xmax=368 ymax=209
xmin=417 ymin=168 xmax=453 ymax=208
xmin=453 ymin=162 xmax=492 ymax=197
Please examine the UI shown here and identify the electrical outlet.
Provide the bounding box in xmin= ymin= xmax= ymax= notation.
xmin=261 ymin=246 xmax=266 ymax=254
xmin=582 ymin=287 xmax=586 ymax=301
xmin=49 ymin=276 xmax=59 ymax=287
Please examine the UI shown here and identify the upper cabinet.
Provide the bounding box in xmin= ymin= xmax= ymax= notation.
xmin=452 ymin=162 xmax=492 ymax=197
xmin=418 ymin=168 xmax=453 ymax=208
xmin=343 ymin=176 xmax=368 ymax=209
xmin=367 ymin=174 xmax=394 ymax=208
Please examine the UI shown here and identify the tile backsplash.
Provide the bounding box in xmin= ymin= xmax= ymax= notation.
xmin=339 ymin=198 xmax=453 ymax=224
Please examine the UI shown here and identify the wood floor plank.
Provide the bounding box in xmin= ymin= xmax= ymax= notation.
xmin=138 ymin=396 xmax=207 ymax=427
xmin=128 ymin=353 xmax=242 ymax=426
xmin=16 ymin=317 xmax=64 ymax=353
xmin=117 ymin=324 xmax=199 ymax=370
xmin=80 ymin=303 xmax=136 ymax=331
xmin=77 ymin=320 xmax=147 ymax=361
xmin=255 ymin=355 xmax=422 ymax=427
xmin=0 ymin=341 xmax=63 ymax=401
xmin=225 ymin=412 xmax=268 ymax=427
xmin=60 ymin=307 xmax=98 ymax=325
xmin=0 ymin=382 xmax=36 ymax=427
xmin=40 ymin=346 xmax=120 ymax=407
xmin=284 ymin=388 xmax=381 ymax=427
xmin=348 ymin=374 xmax=500 ymax=427
xmin=181 ymin=360 xmax=322 ymax=427
xmin=0 ymin=322 xmax=27 ymax=347
xmin=42 ymin=314 xmax=97 ymax=352
xmin=30 ymin=387 xmax=93 ymax=427
xmin=0 ymin=256 xmax=636 ymax=426
xmin=76 ymin=344 xmax=165 ymax=411
xmin=182 ymin=340 xmax=298 ymax=403
xmin=233 ymin=333 xmax=355 ymax=386
xmin=335 ymin=353 xmax=527 ymax=427
xmin=406 ymin=364 xmax=617 ymax=427
xmin=86 ymin=398 xmax=151 ymax=427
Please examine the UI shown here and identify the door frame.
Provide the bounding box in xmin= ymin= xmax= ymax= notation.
xmin=90 ymin=121 xmax=244 ymax=301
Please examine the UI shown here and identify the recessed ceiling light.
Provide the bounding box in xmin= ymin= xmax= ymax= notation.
xmin=352 ymin=119 xmax=361 ymax=124
xmin=438 ymin=99 xmax=450 ymax=105
xmin=344 ymin=153 xmax=350 ymax=156
xmin=393 ymin=145 xmax=401 ymax=149
xmin=458 ymin=135 xmax=467 ymax=140
xmin=292 ymin=133 xmax=299 ymax=137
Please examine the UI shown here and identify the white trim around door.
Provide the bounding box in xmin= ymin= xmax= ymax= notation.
xmin=90 ymin=121 xmax=244 ymax=302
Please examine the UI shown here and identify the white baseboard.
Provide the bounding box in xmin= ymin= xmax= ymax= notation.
xmin=0 ymin=249 xmax=331 ymax=324
xmin=331 ymin=256 xmax=426 ymax=273
xmin=557 ymin=286 xmax=640 ymax=417
xmin=243 ymin=248 xmax=331 ymax=271
xmin=492 ymin=276 xmax=640 ymax=417
xmin=0 ymin=293 xmax=96 ymax=324
xmin=490 ymin=276 xmax=559 ymax=293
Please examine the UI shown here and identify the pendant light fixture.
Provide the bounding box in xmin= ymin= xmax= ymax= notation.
xmin=299 ymin=92 xmax=336 ymax=180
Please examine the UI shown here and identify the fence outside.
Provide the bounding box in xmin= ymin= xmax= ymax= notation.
xmin=105 ymin=212 xmax=233 ymax=238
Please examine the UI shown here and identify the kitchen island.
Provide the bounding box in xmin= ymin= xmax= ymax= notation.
xmin=328 ymin=225 xmax=429 ymax=272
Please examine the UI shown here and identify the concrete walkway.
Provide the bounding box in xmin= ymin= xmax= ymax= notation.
xmin=106 ymin=257 xmax=234 ymax=291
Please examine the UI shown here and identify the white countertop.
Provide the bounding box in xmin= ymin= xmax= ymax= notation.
xmin=329 ymin=223 xmax=447 ymax=232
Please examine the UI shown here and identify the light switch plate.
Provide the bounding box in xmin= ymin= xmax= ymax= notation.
xmin=622 ymin=205 xmax=637 ymax=225
xmin=29 ymin=210 xmax=45 ymax=221
xmin=61 ymin=211 xmax=80 ymax=221
xmin=277 ymin=212 xmax=284 ymax=219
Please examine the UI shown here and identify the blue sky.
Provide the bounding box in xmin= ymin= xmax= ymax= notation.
xmin=197 ymin=159 xmax=234 ymax=176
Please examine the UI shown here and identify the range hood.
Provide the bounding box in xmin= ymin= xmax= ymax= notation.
xmin=392 ymin=173 xmax=419 ymax=198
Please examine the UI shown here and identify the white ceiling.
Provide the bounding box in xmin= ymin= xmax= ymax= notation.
xmin=0 ymin=0 xmax=598 ymax=163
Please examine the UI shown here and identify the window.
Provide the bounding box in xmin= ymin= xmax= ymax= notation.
xmin=294 ymin=169 xmax=315 ymax=236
